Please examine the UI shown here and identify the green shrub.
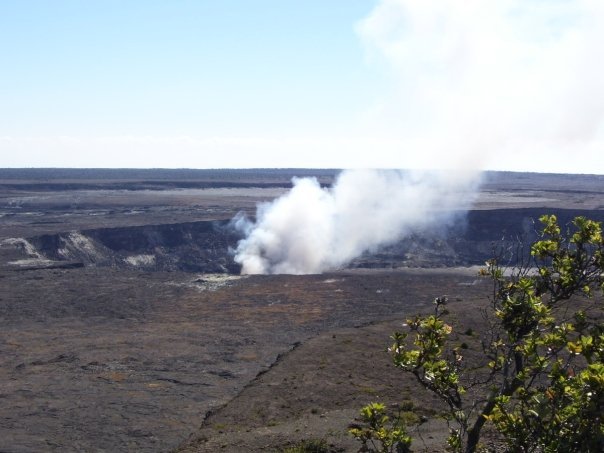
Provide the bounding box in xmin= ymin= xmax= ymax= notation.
xmin=354 ymin=215 xmax=604 ymax=452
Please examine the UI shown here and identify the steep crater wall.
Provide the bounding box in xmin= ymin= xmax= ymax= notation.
xmin=352 ymin=208 xmax=604 ymax=268
xmin=29 ymin=220 xmax=243 ymax=273
xmin=12 ymin=208 xmax=604 ymax=273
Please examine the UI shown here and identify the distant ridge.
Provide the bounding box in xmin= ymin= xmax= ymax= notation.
xmin=0 ymin=169 xmax=603 ymax=194
xmin=0 ymin=168 xmax=341 ymax=181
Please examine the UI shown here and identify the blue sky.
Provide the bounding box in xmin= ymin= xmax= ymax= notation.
xmin=1 ymin=0 xmax=603 ymax=173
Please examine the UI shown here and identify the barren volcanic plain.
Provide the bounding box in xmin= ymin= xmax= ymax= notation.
xmin=1 ymin=169 xmax=603 ymax=452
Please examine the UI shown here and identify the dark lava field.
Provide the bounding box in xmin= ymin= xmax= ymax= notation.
xmin=1 ymin=169 xmax=603 ymax=452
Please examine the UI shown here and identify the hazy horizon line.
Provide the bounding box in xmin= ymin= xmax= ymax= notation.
xmin=0 ymin=167 xmax=603 ymax=177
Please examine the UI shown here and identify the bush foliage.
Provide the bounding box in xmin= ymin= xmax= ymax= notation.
xmin=352 ymin=215 xmax=603 ymax=452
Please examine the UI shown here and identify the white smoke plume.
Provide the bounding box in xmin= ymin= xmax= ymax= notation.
xmin=356 ymin=0 xmax=604 ymax=171
xmin=233 ymin=0 xmax=604 ymax=274
xmin=233 ymin=169 xmax=479 ymax=274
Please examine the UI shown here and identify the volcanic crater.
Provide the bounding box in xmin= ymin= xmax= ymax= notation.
xmin=1 ymin=169 xmax=603 ymax=452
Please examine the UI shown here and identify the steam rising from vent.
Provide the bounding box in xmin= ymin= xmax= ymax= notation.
xmin=234 ymin=1 xmax=604 ymax=274
xmin=233 ymin=169 xmax=479 ymax=274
